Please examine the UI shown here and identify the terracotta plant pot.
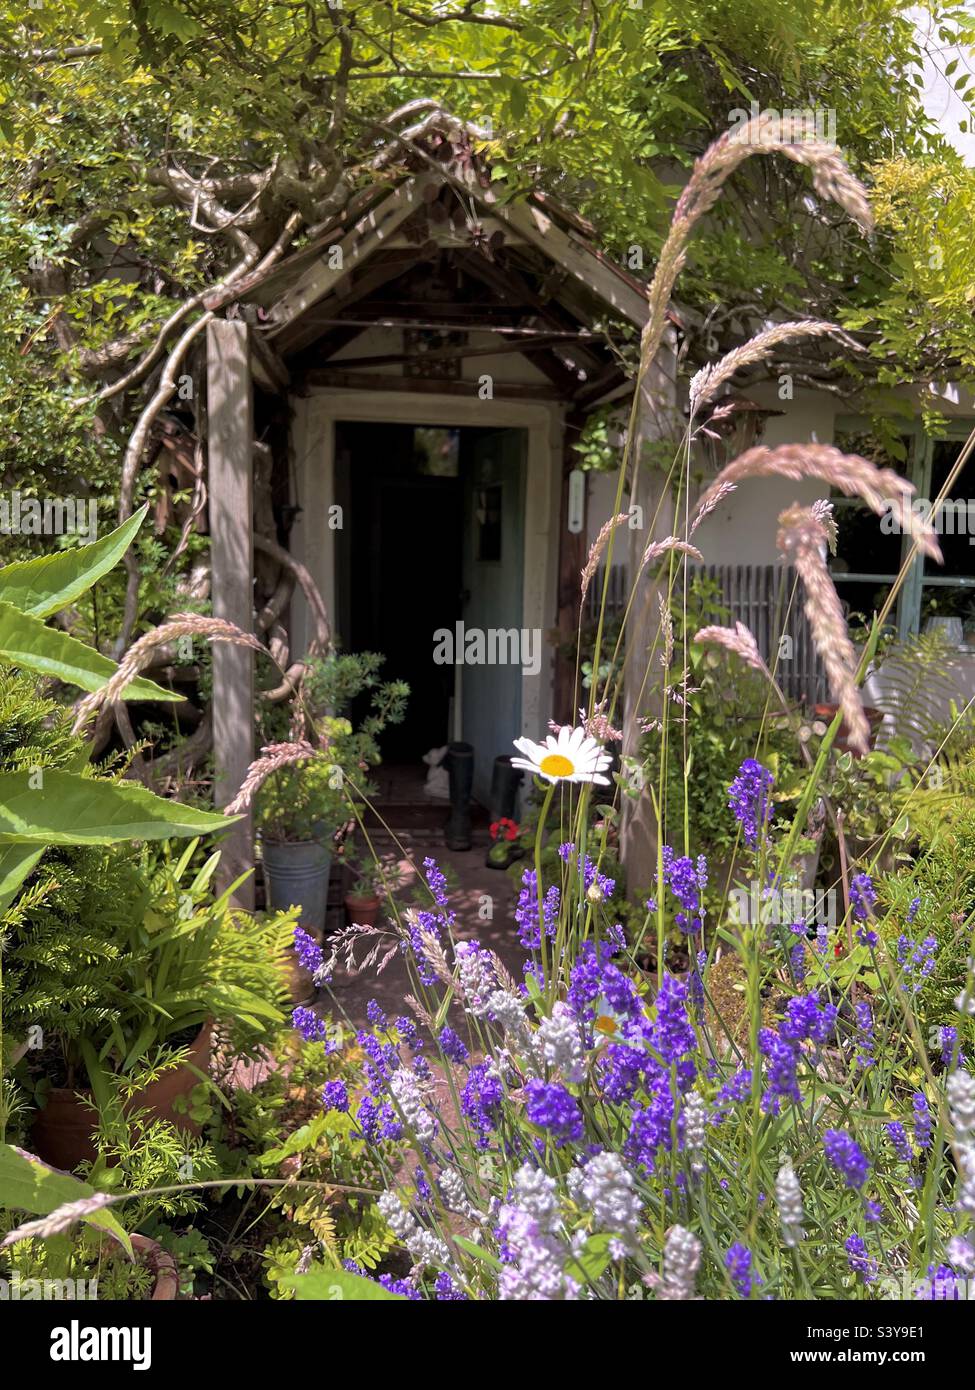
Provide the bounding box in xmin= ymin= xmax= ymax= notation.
xmin=814 ymin=703 xmax=884 ymax=755
xmin=30 ymin=1022 xmax=213 ymax=1173
xmin=344 ymin=892 xmax=381 ymax=928
xmin=130 ymin=1233 xmax=179 ymax=1301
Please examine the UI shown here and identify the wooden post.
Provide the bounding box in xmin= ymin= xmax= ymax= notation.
xmin=206 ymin=319 xmax=255 ymax=907
xmin=553 ymin=412 xmax=588 ymax=725
xmin=621 ymin=337 xmax=680 ymax=897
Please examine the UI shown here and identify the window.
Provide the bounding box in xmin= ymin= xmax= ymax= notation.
xmin=830 ymin=425 xmax=975 ymax=646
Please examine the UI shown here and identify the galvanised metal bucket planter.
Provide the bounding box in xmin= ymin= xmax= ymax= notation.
xmin=261 ymin=838 xmax=332 ymax=933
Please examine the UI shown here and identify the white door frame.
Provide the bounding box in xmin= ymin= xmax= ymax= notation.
xmin=289 ymin=388 xmax=562 ymax=740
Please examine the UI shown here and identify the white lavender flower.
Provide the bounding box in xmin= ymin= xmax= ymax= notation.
xmin=657 ymin=1225 xmax=702 ymax=1300
xmin=954 ymin=983 xmax=975 ymax=1016
xmin=487 ymin=989 xmax=534 ymax=1049
xmin=948 ymin=1235 xmax=975 ymax=1273
xmin=682 ymin=1091 xmax=708 ymax=1167
xmin=454 ymin=940 xmax=497 ymax=1016
xmin=956 ymin=1145 xmax=975 ymax=1216
xmin=378 ymin=1191 xmax=450 ymax=1270
xmin=389 ymin=1067 xmax=437 ymax=1144
xmin=776 ymin=1155 xmax=805 ymax=1247
xmin=948 ymin=1069 xmax=975 ymax=1139
xmin=537 ymin=1002 xmax=586 ymax=1083
xmin=437 ymin=1165 xmax=480 ymax=1223
xmin=567 ymin=1152 xmax=642 ymax=1250
xmin=496 ymin=1164 xmax=580 ymax=1301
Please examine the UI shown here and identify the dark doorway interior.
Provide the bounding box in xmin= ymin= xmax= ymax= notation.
xmin=337 ymin=422 xmax=463 ymax=763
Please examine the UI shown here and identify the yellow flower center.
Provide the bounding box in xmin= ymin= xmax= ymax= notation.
xmin=539 ymin=753 xmax=575 ymax=778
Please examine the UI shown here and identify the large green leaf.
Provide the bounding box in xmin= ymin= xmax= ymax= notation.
xmin=0 ymin=1144 xmax=132 ymax=1256
xmin=0 ymin=844 xmax=43 ymax=914
xmin=282 ymin=1267 xmax=407 ymax=1301
xmin=0 ymin=770 xmax=238 ymax=844
xmin=0 ymin=506 xmax=149 ymax=618
xmin=0 ymin=600 xmax=178 ymax=701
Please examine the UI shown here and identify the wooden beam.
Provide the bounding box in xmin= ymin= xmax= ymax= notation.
xmin=267 ymin=176 xmax=434 ymax=335
xmin=275 ymin=245 xmax=438 ymax=357
xmin=553 ymin=413 xmax=588 ymax=724
xmin=206 ymin=319 xmax=255 ymax=907
xmin=491 ymin=195 xmax=650 ymax=328
xmin=296 ymin=368 xmax=562 ymax=400
xmin=250 ymin=331 xmax=290 ymax=393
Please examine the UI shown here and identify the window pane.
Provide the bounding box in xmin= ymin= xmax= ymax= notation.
xmin=925 ymin=440 xmax=975 ymax=578
xmin=833 ymin=579 xmax=896 ymax=639
xmin=830 ymin=500 xmax=904 ymax=578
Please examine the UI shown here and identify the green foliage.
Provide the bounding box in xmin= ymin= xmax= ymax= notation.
xmin=5 ymin=836 xmax=293 ymax=1084
xmin=254 ymin=651 xmax=408 ymax=844
xmin=639 ymin=577 xmax=804 ymax=870
xmin=0 ymin=1142 xmax=131 ymax=1254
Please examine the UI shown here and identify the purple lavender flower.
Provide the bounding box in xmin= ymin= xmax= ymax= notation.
xmin=660 ymin=846 xmax=706 ymax=934
xmin=438 ymin=1025 xmax=469 ymax=1064
xmin=823 ymin=1129 xmax=870 ymax=1189
xmin=524 ymin=1080 xmax=583 ymax=1148
xmin=850 ymin=873 xmax=878 ymax=946
xmin=759 ymin=1028 xmax=800 ymax=1113
xmin=897 ymin=933 xmax=938 ymax=993
xmin=906 ymin=895 xmax=921 ymax=925
xmin=378 ymin=1274 xmax=421 ymax=1300
xmin=712 ymin=1067 xmax=753 ymax=1123
xmin=789 ymin=924 xmax=807 ymax=982
xmin=725 ymin=1242 xmax=755 ymax=1297
xmin=322 ymin=1080 xmax=349 ymax=1113
xmin=917 ymin=1264 xmax=961 ymax=1301
xmin=291 ymin=1006 xmax=328 ymax=1044
xmin=366 ymin=999 xmax=387 ymax=1029
xmin=293 ymin=925 xmax=324 ymax=975
xmin=434 ymin=1271 xmax=467 ymax=1300
xmin=461 ymin=1063 xmax=504 ymax=1147
xmin=912 ymin=1092 xmax=932 ymax=1150
xmin=886 ymin=1120 xmax=912 ymax=1164
xmin=854 ymin=1000 xmax=875 ymax=1069
xmin=423 ymin=856 xmax=449 ymax=907
xmin=514 ymin=868 xmax=560 ymax=950
xmin=845 ymin=1233 xmax=877 ymax=1284
xmin=941 ymin=1025 xmax=964 ymax=1068
xmin=728 ymin=758 xmax=774 ymax=847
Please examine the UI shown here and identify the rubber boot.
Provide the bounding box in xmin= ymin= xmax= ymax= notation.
xmin=486 ymin=755 xmax=524 ymax=869
xmin=444 ymin=741 xmax=474 ymax=851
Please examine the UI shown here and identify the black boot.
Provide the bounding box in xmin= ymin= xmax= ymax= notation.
xmin=486 ymin=755 xmax=524 ymax=868
xmin=444 ymin=742 xmax=474 ymax=851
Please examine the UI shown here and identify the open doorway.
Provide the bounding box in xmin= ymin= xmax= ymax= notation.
xmin=335 ymin=420 xmax=527 ymax=810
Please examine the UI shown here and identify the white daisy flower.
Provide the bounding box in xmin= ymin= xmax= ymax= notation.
xmin=511 ymin=725 xmax=612 ymax=786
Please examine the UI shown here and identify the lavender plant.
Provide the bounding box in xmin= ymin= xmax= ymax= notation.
xmin=273 ymin=748 xmax=975 ymax=1301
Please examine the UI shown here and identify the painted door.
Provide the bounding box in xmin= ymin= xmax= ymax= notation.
xmin=461 ymin=429 xmax=527 ymax=807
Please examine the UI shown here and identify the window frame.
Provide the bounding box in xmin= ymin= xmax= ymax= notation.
xmin=832 ymin=416 xmax=975 ymax=642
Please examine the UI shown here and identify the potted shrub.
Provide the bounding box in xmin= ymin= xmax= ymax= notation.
xmin=7 ymin=838 xmax=293 ymax=1170
xmin=253 ymin=651 xmax=409 ymax=933
xmin=254 ymin=743 xmax=350 ymax=934
xmin=341 ymin=849 xmax=403 ymax=927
